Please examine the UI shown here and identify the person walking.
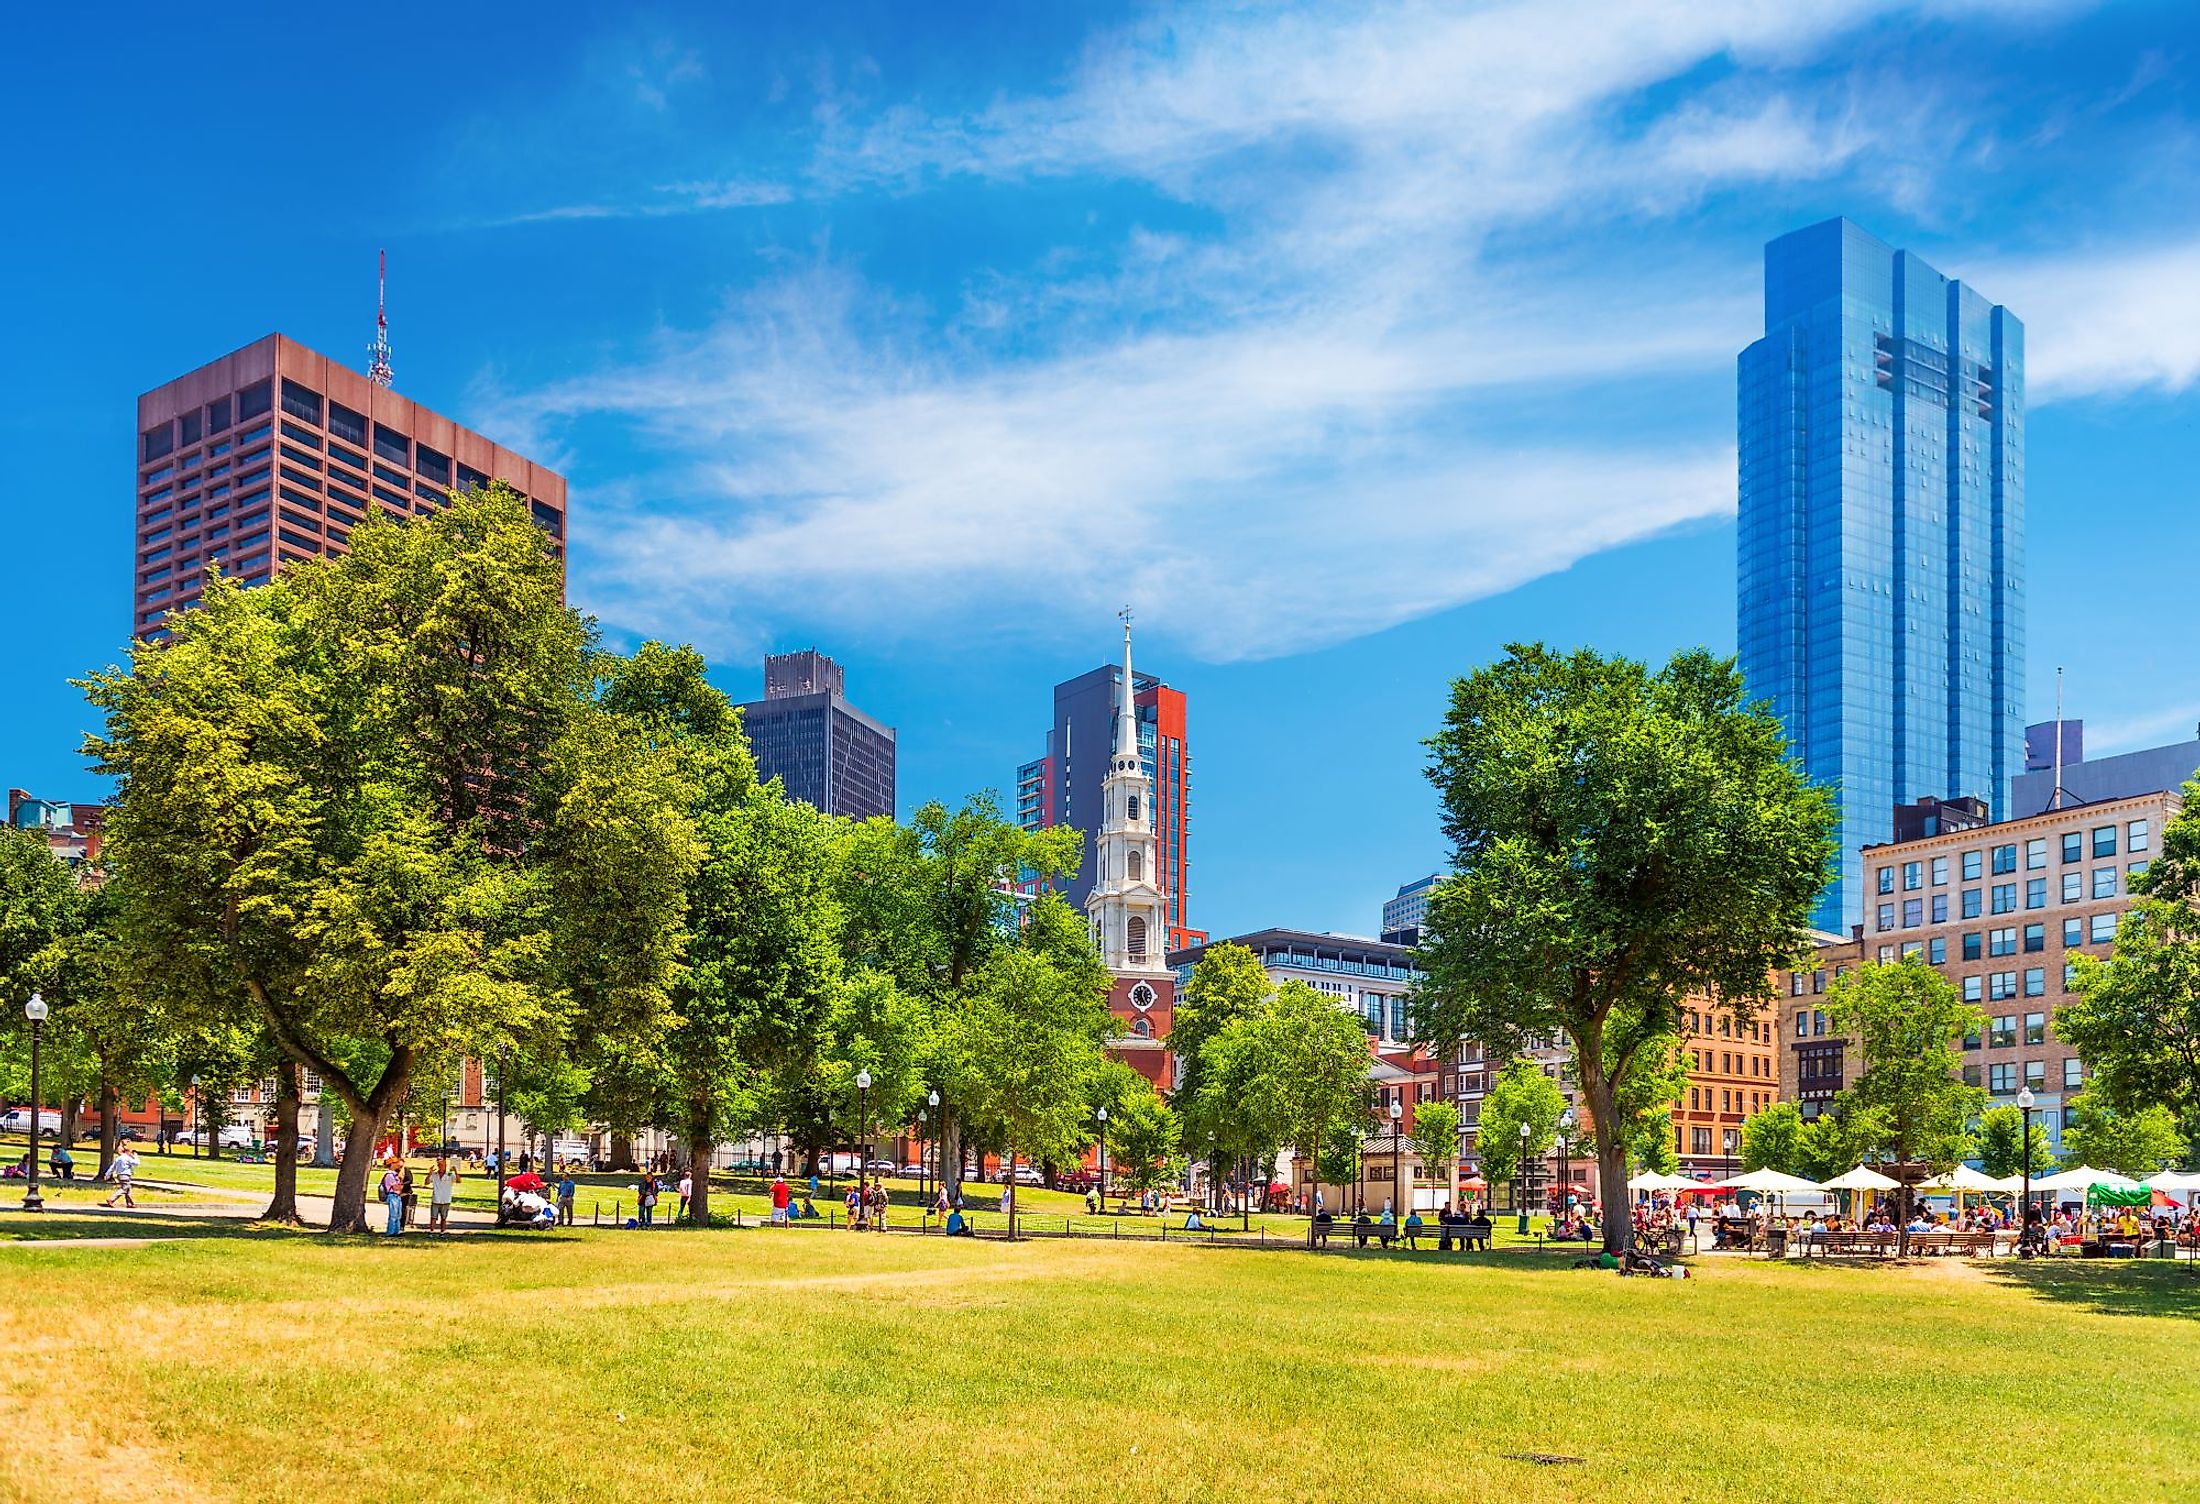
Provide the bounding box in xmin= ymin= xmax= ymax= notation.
xmin=556 ymin=1170 xmax=576 ymax=1226
xmin=427 ymin=1156 xmax=458 ymax=1234
xmin=380 ymin=1162 xmax=405 ymax=1236
xmin=400 ymin=1161 xmax=418 ymax=1229
xmin=677 ymin=1169 xmax=694 ymax=1223
xmin=100 ymin=1144 xmax=140 ymax=1209
xmin=869 ymin=1179 xmax=888 ymax=1232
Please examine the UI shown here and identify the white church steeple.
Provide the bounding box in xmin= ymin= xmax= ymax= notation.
xmin=1087 ymin=608 xmax=1170 ymax=975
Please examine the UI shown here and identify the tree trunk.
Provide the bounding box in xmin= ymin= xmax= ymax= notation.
xmin=265 ymin=1061 xmax=302 ymax=1224
xmin=941 ymin=1109 xmax=964 ymax=1205
xmin=97 ymin=1061 xmax=118 ymax=1179
xmin=1007 ymin=1147 xmax=1018 ymax=1239
xmin=60 ymin=1097 xmax=82 ymax=1151
xmin=1575 ymin=1042 xmax=1632 ymax=1258
xmin=311 ymin=1095 xmax=335 ymax=1168
xmin=687 ymin=1099 xmax=713 ymax=1226
xmin=321 ymin=1048 xmax=415 ymax=1234
xmin=608 ymin=1132 xmax=637 ymax=1173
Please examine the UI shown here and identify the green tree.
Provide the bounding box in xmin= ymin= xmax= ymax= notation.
xmin=2062 ymin=777 xmax=2200 ymax=1139
xmin=1473 ymin=1056 xmax=1565 ymax=1197
xmin=1103 ymin=1076 xmax=1180 ymax=1201
xmin=1408 ymin=1098 xmax=1461 ymax=1204
xmin=2059 ymin=1094 xmax=2188 ymax=1176
xmin=1795 ymin=1105 xmax=1892 ymax=1184
xmin=1168 ymin=941 xmax=1275 ymax=1204
xmin=1974 ymin=1104 xmax=2053 ymax=1182
xmin=83 ymin=486 xmax=696 ymax=1231
xmin=1741 ymin=1101 xmax=1807 ymax=1176
xmin=948 ymin=896 xmax=1112 ymax=1235
xmin=1412 ymin=645 xmax=1835 ymax=1253
xmin=1184 ymin=1023 xmax=1285 ymax=1220
xmin=1237 ymin=980 xmax=1374 ymax=1212
xmin=1824 ymin=957 xmax=1984 ymax=1244
xmin=836 ymin=795 xmax=1081 ymax=1198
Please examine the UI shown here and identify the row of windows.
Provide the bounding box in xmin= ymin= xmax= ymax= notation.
xmin=143 ymin=383 xmax=262 ymax=462
xmin=1686 ymin=1087 xmax=1770 ymax=1116
xmin=1876 ymin=822 xmax=2151 ymax=894
xmin=1965 ymin=1059 xmax=2083 ymax=1093
xmin=1875 ymin=863 xmax=2146 ymax=930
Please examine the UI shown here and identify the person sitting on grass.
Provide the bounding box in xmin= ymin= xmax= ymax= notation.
xmin=945 ymin=1206 xmax=972 ymax=1237
xmin=1183 ymin=1209 xmax=1204 ymax=1232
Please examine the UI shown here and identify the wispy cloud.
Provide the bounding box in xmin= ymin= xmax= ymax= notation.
xmin=474 ymin=0 xmax=2131 ymax=662
xmin=465 ymin=178 xmax=792 ymax=230
xmin=1985 ymin=235 xmax=2200 ymax=400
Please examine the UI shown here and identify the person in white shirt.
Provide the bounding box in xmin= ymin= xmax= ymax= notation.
xmin=101 ymin=1146 xmax=140 ymax=1208
xmin=427 ymin=1156 xmax=460 ymax=1234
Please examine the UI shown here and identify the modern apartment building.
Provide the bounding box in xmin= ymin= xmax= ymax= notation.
xmin=1380 ymin=872 xmax=1442 ymax=947
xmin=2009 ymin=720 xmax=2200 ymax=819
xmin=1171 ymin=928 xmax=1422 ymax=1048
xmin=735 ymin=650 xmax=897 ymax=821
xmin=1022 ymin=655 xmax=1199 ymax=952
xmin=134 ymin=334 xmax=566 ymax=639
xmin=1778 ymin=789 xmax=2181 ymax=1159
xmin=1738 ymin=219 xmax=2025 ymax=933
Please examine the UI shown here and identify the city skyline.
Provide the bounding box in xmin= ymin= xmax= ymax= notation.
xmin=5 ymin=4 xmax=2198 ymax=944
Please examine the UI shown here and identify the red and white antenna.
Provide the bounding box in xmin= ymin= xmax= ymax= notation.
xmin=367 ymin=248 xmax=394 ymax=388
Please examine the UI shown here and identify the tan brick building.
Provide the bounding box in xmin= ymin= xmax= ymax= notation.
xmin=1777 ymin=790 xmax=2181 ymax=1161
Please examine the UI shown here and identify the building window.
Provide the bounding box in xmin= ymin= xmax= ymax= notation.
xmin=1793 ymin=1012 xmax=1807 ymax=1039
xmin=238 ymin=378 xmax=271 ymax=419
xmin=1989 ymin=928 xmax=2016 ymax=957
xmin=2025 ymin=839 xmax=2046 ymax=871
xmin=1992 ymin=844 xmax=2018 ymax=875
xmin=2129 ymin=820 xmax=2151 ymax=853
xmin=1930 ymin=893 xmax=1948 ymax=923
xmin=1811 ymin=969 xmax=1825 ymax=995
xmin=1991 ymin=884 xmax=2016 ymax=915
xmin=1961 ymin=932 xmax=1982 ymax=961
xmin=2061 ymin=872 xmax=2082 ymax=903
xmin=1989 ymin=1063 xmax=2014 ymax=1094
xmin=2025 ymin=878 xmax=2047 ymax=910
xmin=1962 ymin=1064 xmax=1981 ymax=1087
xmin=1877 ymin=866 xmax=1895 ymax=895
xmin=1902 ymin=861 xmax=1922 ymax=890
xmin=1127 ymin=849 xmax=1143 ymax=881
xmin=1962 ymin=889 xmax=1982 ymax=919
xmin=2092 ymin=826 xmax=2117 ymax=859
xmin=2062 ymin=918 xmax=2083 ymax=947
xmin=2023 ymin=923 xmax=2044 ymax=953
xmin=2064 ymin=1057 xmax=2083 ymax=1088
xmin=2024 ymin=1059 xmax=2046 ymax=1088
xmin=2092 ymin=867 xmax=2118 ymax=900
xmin=328 ymin=402 xmax=367 ymax=445
xmin=1811 ymin=1010 xmax=1826 ymax=1037
xmin=1991 ymin=973 xmax=2019 ymax=1003
xmin=1989 ymin=1013 xmax=2016 ymax=1047
xmin=1901 ymin=899 xmax=1923 ymax=928
xmin=2024 ymin=969 xmax=2046 ymax=999
xmin=1127 ymin=916 xmax=1147 ymax=963
xmin=1931 ymin=856 xmax=1948 ymax=886
xmin=373 ymin=424 xmax=411 ymax=466
xmin=280 ymin=379 xmax=322 ymax=424
xmin=1963 ymin=976 xmax=1982 ymax=1003
xmin=207 ymin=395 xmax=231 ymax=433
xmin=2023 ymin=1010 xmax=2046 ymax=1043
xmin=2062 ymin=831 xmax=2083 ymax=864
xmin=1876 ymin=903 xmax=1894 ymax=932
xmin=2089 ymin=912 xmax=2117 ymax=944
xmin=1928 ymin=937 xmax=1946 ymax=964
xmin=142 ymin=423 xmax=173 ymax=461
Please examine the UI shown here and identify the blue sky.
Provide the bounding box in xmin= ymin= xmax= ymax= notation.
xmin=4 ymin=2 xmax=2197 ymax=941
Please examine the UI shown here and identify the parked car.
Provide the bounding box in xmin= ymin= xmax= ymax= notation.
xmin=899 ymin=1163 xmax=927 ymax=1178
xmin=1008 ymin=1164 xmax=1047 ymax=1186
xmin=181 ymin=1125 xmax=256 ymax=1150
xmin=864 ymin=1158 xmax=900 ymax=1176
xmin=3 ymin=1109 xmax=63 ymax=1138
xmin=117 ymin=1124 xmax=147 ymax=1142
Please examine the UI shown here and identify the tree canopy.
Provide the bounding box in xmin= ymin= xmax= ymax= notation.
xmin=1413 ymin=644 xmax=1835 ymax=1252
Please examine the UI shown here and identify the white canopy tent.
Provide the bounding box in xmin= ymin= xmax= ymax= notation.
xmin=1711 ymin=1168 xmax=1823 ymax=1194
xmin=1821 ymin=1164 xmax=1901 ymax=1191
xmin=1923 ymin=1165 xmax=2022 ymax=1193
xmin=2143 ymin=1169 xmax=2200 ymax=1192
xmin=2028 ymin=1165 xmax=2140 ymax=1193
xmin=1627 ymin=1171 xmax=1701 ymax=1193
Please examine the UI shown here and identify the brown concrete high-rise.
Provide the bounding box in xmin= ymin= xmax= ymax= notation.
xmin=133 ymin=334 xmax=565 ymax=639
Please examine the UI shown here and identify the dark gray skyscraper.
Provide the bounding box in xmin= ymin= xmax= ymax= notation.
xmin=736 ymin=650 xmax=896 ymax=821
xmin=1738 ymin=219 xmax=2025 ymax=933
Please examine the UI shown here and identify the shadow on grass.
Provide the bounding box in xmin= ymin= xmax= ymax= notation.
xmin=1980 ymin=1258 xmax=2200 ymax=1322
xmin=0 ymin=1212 xmax=315 ymax=1244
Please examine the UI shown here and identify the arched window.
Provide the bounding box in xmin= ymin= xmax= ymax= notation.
xmin=1127 ymin=849 xmax=1143 ymax=882
xmin=1127 ymin=915 xmax=1148 ymax=963
xmin=1130 ymin=1017 xmax=1154 ymax=1038
xmin=1127 ymin=792 xmax=1140 ymax=823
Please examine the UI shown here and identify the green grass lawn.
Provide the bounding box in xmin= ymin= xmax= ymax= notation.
xmin=1 ymin=1223 xmax=2192 ymax=1503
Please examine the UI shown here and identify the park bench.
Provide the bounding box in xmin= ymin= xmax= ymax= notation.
xmin=1350 ymin=1217 xmax=1398 ymax=1249
xmin=1905 ymin=1230 xmax=1997 ymax=1258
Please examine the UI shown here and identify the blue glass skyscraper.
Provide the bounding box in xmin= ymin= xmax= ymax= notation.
xmin=1739 ymin=219 xmax=2025 ymax=933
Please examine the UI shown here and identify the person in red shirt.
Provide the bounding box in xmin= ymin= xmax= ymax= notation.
xmin=770 ymin=1174 xmax=792 ymax=1226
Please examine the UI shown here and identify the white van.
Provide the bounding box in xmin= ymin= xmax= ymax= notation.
xmin=3 ymin=1108 xmax=64 ymax=1138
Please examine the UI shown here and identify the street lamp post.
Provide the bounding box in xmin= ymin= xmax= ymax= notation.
xmin=927 ymin=1089 xmax=941 ymax=1203
xmin=2017 ymin=1085 xmax=2037 ymax=1255
xmin=21 ymin=994 xmax=48 ymax=1213
xmin=495 ymin=1046 xmax=510 ymax=1219
xmin=855 ymin=1068 xmax=872 ymax=1185
xmin=1557 ymin=1108 xmax=1575 ymax=1223
xmin=916 ymin=1110 xmax=927 ymax=1201
xmin=1095 ymin=1105 xmax=1108 ymax=1212
xmin=1516 ymin=1119 xmax=1531 ymax=1236
xmin=1388 ymin=1099 xmax=1403 ymax=1216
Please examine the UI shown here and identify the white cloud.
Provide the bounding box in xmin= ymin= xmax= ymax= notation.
xmin=480 ymin=0 xmax=2114 ymax=661
xmin=1984 ymin=236 xmax=2200 ymax=400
